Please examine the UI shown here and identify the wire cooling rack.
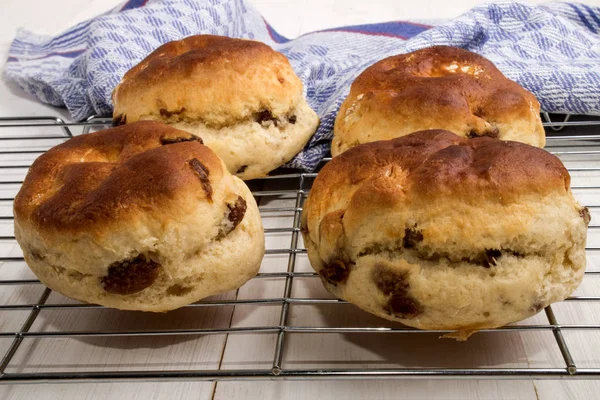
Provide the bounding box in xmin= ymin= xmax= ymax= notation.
xmin=0 ymin=113 xmax=599 ymax=384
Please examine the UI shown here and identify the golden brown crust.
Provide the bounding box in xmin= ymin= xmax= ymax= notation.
xmin=112 ymin=35 xmax=304 ymax=127
xmin=332 ymin=46 xmax=545 ymax=155
xmin=14 ymin=121 xmax=224 ymax=233
xmin=308 ymin=130 xmax=569 ymax=238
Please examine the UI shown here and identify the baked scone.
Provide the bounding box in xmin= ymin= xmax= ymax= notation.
xmin=112 ymin=35 xmax=319 ymax=180
xmin=302 ymin=130 xmax=589 ymax=332
xmin=332 ymin=46 xmax=545 ymax=156
xmin=14 ymin=121 xmax=264 ymax=312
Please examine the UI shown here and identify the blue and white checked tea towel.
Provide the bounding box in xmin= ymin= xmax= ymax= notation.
xmin=5 ymin=0 xmax=600 ymax=171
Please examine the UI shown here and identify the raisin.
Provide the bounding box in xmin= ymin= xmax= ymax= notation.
xmin=160 ymin=135 xmax=203 ymax=145
xmin=372 ymin=265 xmax=422 ymax=319
xmin=403 ymin=226 xmax=423 ymax=249
xmin=466 ymin=127 xmax=499 ymax=139
xmin=189 ymin=158 xmax=212 ymax=201
xmin=580 ymin=207 xmax=591 ymax=225
xmin=482 ymin=249 xmax=502 ymax=268
xmin=217 ymin=196 xmax=247 ymax=238
xmin=255 ymin=110 xmax=278 ymax=126
xmin=505 ymin=249 xmax=524 ymax=258
xmin=102 ymin=255 xmax=160 ymax=295
xmin=320 ymin=259 xmax=352 ymax=285
xmin=386 ymin=293 xmax=421 ymax=319
xmin=227 ymin=196 xmax=247 ymax=230
xmin=236 ymin=165 xmax=248 ymax=174
xmin=159 ymin=107 xmax=186 ymax=118
xmin=289 ymin=115 xmax=297 ymax=124
xmin=112 ymin=114 xmax=126 ymax=127
xmin=371 ymin=265 xmax=403 ymax=295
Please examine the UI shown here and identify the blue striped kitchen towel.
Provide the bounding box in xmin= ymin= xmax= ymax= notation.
xmin=5 ymin=0 xmax=600 ymax=171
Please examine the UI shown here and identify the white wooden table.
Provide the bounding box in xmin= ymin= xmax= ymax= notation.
xmin=1 ymin=1 xmax=600 ymax=398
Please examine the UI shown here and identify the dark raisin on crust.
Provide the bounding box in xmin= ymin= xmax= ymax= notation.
xmin=159 ymin=107 xmax=186 ymax=118
xmin=217 ymin=196 xmax=247 ymax=238
xmin=112 ymin=114 xmax=126 ymax=127
xmin=403 ymin=226 xmax=423 ymax=249
xmin=387 ymin=294 xmax=421 ymax=319
xmin=580 ymin=207 xmax=591 ymax=225
xmin=227 ymin=196 xmax=247 ymax=230
xmin=358 ymin=241 xmax=403 ymax=257
xmin=102 ymin=255 xmax=161 ymax=295
xmin=160 ymin=135 xmax=203 ymax=145
xmin=371 ymin=265 xmax=400 ymax=295
xmin=236 ymin=165 xmax=248 ymax=174
xmin=189 ymin=158 xmax=213 ymax=201
xmin=320 ymin=259 xmax=353 ymax=285
xmin=466 ymin=130 xmax=478 ymax=139
xmin=505 ymin=249 xmax=524 ymax=258
xmin=466 ymin=126 xmax=499 ymax=139
xmin=255 ymin=110 xmax=278 ymax=126
xmin=482 ymin=249 xmax=502 ymax=268
xmin=372 ymin=265 xmax=422 ymax=319
xmin=397 ymin=248 xmax=521 ymax=267
xmin=288 ymin=115 xmax=297 ymax=124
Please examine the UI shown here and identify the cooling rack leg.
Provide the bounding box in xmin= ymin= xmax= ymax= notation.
xmin=544 ymin=305 xmax=577 ymax=375
xmin=543 ymin=112 xmax=572 ymax=132
xmin=53 ymin=117 xmax=73 ymax=137
xmin=0 ymin=287 xmax=51 ymax=378
xmin=271 ymin=174 xmax=305 ymax=374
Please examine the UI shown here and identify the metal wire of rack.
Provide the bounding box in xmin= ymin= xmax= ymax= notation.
xmin=0 ymin=113 xmax=598 ymax=384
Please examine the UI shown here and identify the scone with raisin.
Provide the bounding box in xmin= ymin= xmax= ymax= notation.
xmin=112 ymin=35 xmax=319 ymax=180
xmin=332 ymin=46 xmax=545 ymax=156
xmin=14 ymin=121 xmax=264 ymax=312
xmin=302 ymin=130 xmax=589 ymax=332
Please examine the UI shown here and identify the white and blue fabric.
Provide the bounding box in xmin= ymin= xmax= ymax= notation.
xmin=5 ymin=0 xmax=600 ymax=171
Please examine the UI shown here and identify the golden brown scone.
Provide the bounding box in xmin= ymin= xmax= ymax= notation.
xmin=302 ymin=130 xmax=588 ymax=332
xmin=14 ymin=121 xmax=264 ymax=312
xmin=112 ymin=35 xmax=319 ymax=180
xmin=332 ymin=46 xmax=545 ymax=156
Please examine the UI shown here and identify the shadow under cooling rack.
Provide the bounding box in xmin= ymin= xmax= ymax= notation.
xmin=0 ymin=113 xmax=599 ymax=384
